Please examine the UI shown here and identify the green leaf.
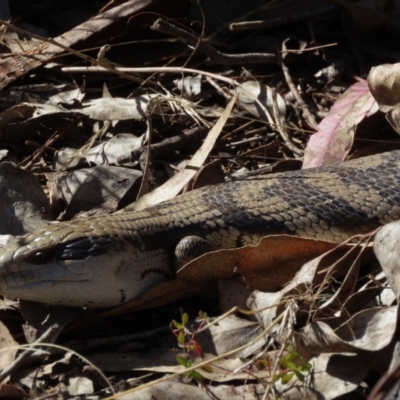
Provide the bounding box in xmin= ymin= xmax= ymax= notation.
xmin=182 ymin=312 xmax=189 ymax=326
xmin=300 ymin=362 xmax=313 ymax=372
xmin=294 ymin=370 xmax=305 ymax=382
xmin=191 ymin=370 xmax=205 ymax=381
xmin=281 ymin=372 xmax=294 ymax=384
xmin=176 ymin=355 xmax=191 ymax=368
xmin=256 ymin=359 xmax=269 ymax=370
xmin=172 ymin=319 xmax=182 ymax=329
xmin=280 ymin=359 xmax=297 ymax=370
xmin=289 ymin=351 xmax=302 ymax=361
xmin=182 ymin=372 xmax=194 ymax=384
xmin=273 ymin=374 xmax=282 ymax=382
xmin=200 ymin=363 xmax=213 ymax=373
xmin=177 ymin=330 xmax=186 ymax=345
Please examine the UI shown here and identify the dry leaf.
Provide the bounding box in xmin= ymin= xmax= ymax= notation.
xmin=54 ymin=133 xmax=144 ymax=171
xmin=127 ymin=94 xmax=238 ymax=211
xmin=0 ymin=162 xmax=51 ymax=235
xmin=303 ymin=80 xmax=377 ymax=168
xmin=54 ymin=166 xmax=142 ymax=219
xmin=97 ymin=235 xmax=340 ymax=319
xmin=233 ymin=80 xmax=286 ymax=122
xmin=0 ymin=319 xmax=18 ymax=370
xmin=374 ymin=220 xmax=400 ymax=300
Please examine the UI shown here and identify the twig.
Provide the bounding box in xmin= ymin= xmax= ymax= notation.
xmin=229 ymin=5 xmax=335 ymax=31
xmin=0 ymin=324 xmax=62 ymax=383
xmin=61 ymin=65 xmax=275 ymax=125
xmin=104 ymin=310 xmax=286 ymax=399
xmin=278 ymin=41 xmax=318 ymax=130
xmin=0 ymin=18 xmax=153 ymax=87
xmin=151 ymin=18 xmax=276 ymax=65
xmin=271 ymin=87 xmax=303 ymax=156
xmin=18 ymin=117 xmax=79 ymax=169
xmin=125 ymin=126 xmax=208 ymax=163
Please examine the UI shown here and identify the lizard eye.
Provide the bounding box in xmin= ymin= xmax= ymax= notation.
xmin=27 ymin=250 xmax=53 ymax=264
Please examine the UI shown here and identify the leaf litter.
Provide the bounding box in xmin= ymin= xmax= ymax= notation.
xmin=0 ymin=0 xmax=400 ymax=398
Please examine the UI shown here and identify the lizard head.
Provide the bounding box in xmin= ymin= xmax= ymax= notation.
xmin=0 ymin=220 xmax=173 ymax=308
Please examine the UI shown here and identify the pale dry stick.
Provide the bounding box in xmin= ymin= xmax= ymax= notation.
xmin=61 ymin=65 xmax=275 ymax=126
xmin=205 ymin=76 xmax=229 ymax=99
xmin=18 ymin=117 xmax=80 ymax=169
xmin=194 ymin=299 xmax=291 ymax=335
xmin=221 ymin=120 xmax=255 ymax=140
xmin=104 ymin=310 xmax=286 ymax=400
xmin=151 ymin=18 xmax=276 ymax=66
xmin=136 ymin=103 xmax=155 ymax=198
xmin=271 ymin=87 xmax=304 ymax=156
xmin=318 ymin=231 xmax=377 ymax=276
xmin=229 ymin=5 xmax=335 ymax=31
xmin=18 ymin=130 xmax=62 ymax=169
xmin=263 ymin=301 xmax=299 ymax=400
xmin=0 ymin=324 xmax=62 ymax=384
xmin=233 ymin=335 xmax=275 ymax=375
xmin=281 ymin=43 xmax=338 ymax=54
xmin=278 ymin=41 xmax=318 ymax=130
xmin=66 ymin=120 xmax=112 ymax=171
xmin=228 ymin=134 xmax=266 ymax=147
xmin=125 ymin=126 xmax=208 ymax=164
xmin=12 ymin=342 xmax=116 ymax=398
xmin=305 ymin=234 xmax=375 ymax=326
xmin=129 ymin=93 xmax=238 ymax=211
xmin=180 ymin=0 xmax=206 ymax=69
xmin=0 ymin=18 xmax=151 ymax=87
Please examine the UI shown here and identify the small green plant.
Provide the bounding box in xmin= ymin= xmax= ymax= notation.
xmin=176 ymin=355 xmax=206 ymax=383
xmin=171 ymin=311 xmax=213 ymax=382
xmin=273 ymin=351 xmax=312 ymax=384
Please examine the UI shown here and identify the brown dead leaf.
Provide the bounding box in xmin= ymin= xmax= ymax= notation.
xmin=235 ymin=236 xmax=342 ymax=290
xmin=97 ymin=235 xmax=339 ymax=320
xmin=368 ymin=63 xmax=400 ymax=112
xmin=0 ymin=383 xmax=28 ymax=399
